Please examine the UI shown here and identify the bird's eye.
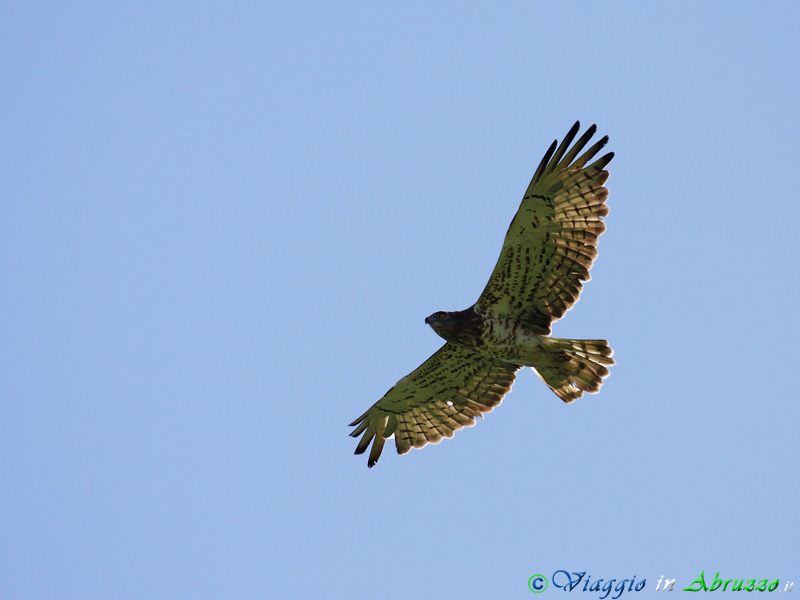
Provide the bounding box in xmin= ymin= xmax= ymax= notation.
xmin=438 ymin=312 xmax=447 ymax=319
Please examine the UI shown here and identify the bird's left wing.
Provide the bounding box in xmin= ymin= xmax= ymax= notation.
xmin=475 ymin=122 xmax=613 ymax=334
xmin=349 ymin=343 xmax=519 ymax=467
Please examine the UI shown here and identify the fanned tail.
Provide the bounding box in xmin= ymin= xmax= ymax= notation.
xmin=532 ymin=337 xmax=614 ymax=403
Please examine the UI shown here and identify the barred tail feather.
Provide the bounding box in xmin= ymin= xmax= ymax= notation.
xmin=533 ymin=337 xmax=614 ymax=403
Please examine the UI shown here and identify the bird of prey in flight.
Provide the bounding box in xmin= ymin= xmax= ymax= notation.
xmin=350 ymin=122 xmax=615 ymax=467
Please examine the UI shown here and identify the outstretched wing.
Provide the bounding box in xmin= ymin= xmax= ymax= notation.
xmin=475 ymin=122 xmax=613 ymax=335
xmin=349 ymin=343 xmax=519 ymax=468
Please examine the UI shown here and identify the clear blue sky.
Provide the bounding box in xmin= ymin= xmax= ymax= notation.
xmin=2 ymin=2 xmax=798 ymax=598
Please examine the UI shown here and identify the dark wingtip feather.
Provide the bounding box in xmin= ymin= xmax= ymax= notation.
xmin=591 ymin=151 xmax=614 ymax=171
xmin=558 ymin=124 xmax=599 ymax=168
xmin=354 ymin=428 xmax=374 ymax=455
xmin=348 ymin=410 xmax=368 ymax=428
xmin=573 ymin=136 xmax=610 ymax=169
xmin=367 ymin=435 xmax=386 ymax=468
xmin=531 ymin=140 xmax=557 ymax=184
xmin=348 ymin=411 xmax=369 ymax=436
xmin=549 ymin=121 xmax=583 ymax=168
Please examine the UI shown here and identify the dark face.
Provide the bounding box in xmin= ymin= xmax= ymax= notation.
xmin=424 ymin=311 xmax=449 ymax=325
xmin=425 ymin=311 xmax=454 ymax=339
xmin=423 ymin=307 xmax=480 ymax=344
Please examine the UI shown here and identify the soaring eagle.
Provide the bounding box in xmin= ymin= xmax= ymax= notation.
xmin=350 ymin=122 xmax=615 ymax=467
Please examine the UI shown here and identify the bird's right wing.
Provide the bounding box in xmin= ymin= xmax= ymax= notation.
xmin=349 ymin=343 xmax=519 ymax=467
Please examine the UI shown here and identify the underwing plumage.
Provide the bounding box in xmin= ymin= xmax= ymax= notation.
xmin=350 ymin=122 xmax=615 ymax=467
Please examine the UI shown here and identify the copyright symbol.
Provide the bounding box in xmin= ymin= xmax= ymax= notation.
xmin=528 ymin=574 xmax=548 ymax=593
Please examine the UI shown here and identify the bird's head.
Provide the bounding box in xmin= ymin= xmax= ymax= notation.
xmin=425 ymin=308 xmax=480 ymax=343
xmin=425 ymin=311 xmax=456 ymax=338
